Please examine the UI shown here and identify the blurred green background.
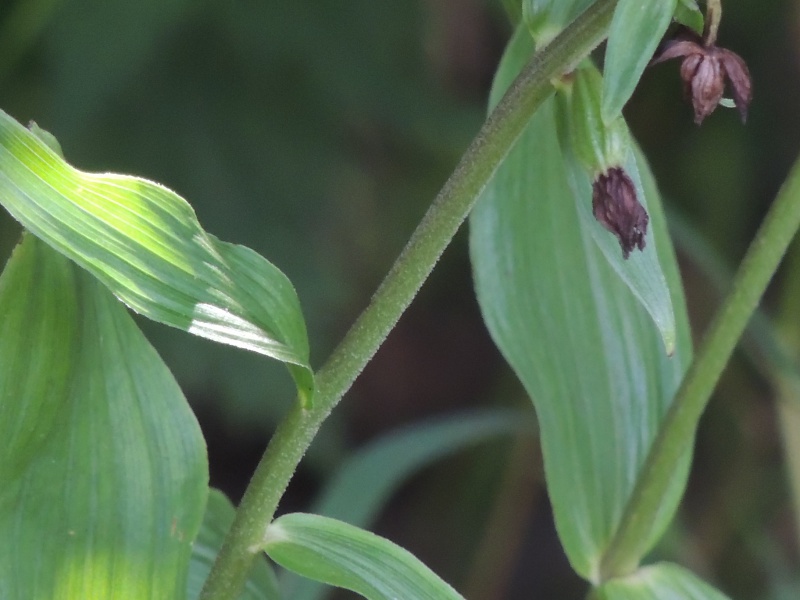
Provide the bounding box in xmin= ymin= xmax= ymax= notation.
xmin=0 ymin=0 xmax=798 ymax=598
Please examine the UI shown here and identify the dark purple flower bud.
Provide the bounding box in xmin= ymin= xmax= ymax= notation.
xmin=591 ymin=168 xmax=648 ymax=259
xmin=651 ymin=28 xmax=752 ymax=125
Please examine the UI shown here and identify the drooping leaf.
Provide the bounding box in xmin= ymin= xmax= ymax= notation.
xmin=0 ymin=111 xmax=313 ymax=403
xmin=593 ymin=562 xmax=731 ymax=599
xmin=469 ymin=27 xmax=692 ymax=580
xmin=188 ymin=489 xmax=279 ymax=600
xmin=0 ymin=234 xmax=208 ymax=599
xmin=264 ymin=513 xmax=465 ymax=600
xmin=288 ymin=409 xmax=527 ymax=600
xmin=602 ymin=0 xmax=678 ymax=122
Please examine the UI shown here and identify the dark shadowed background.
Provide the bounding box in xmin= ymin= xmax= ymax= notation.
xmin=0 ymin=1 xmax=798 ymax=598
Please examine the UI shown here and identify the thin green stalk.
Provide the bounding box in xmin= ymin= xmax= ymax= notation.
xmin=600 ymin=153 xmax=800 ymax=579
xmin=199 ymin=2 xmax=618 ymax=598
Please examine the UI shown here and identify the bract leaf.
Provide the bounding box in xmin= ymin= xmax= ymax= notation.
xmin=264 ymin=513 xmax=465 ymax=600
xmin=188 ymin=489 xmax=279 ymax=600
xmin=602 ymin=0 xmax=678 ymax=122
xmin=674 ymin=0 xmax=704 ymax=35
xmin=0 ymin=111 xmax=313 ymax=403
xmin=0 ymin=234 xmax=208 ymax=599
xmin=555 ymin=64 xmax=677 ymax=352
xmin=593 ymin=562 xmax=731 ymax=599
xmin=469 ymin=27 xmax=692 ymax=581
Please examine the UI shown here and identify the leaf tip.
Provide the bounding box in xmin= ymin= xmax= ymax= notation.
xmin=662 ymin=329 xmax=677 ymax=357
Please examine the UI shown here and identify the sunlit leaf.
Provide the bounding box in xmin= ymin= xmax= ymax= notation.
xmin=602 ymin=0 xmax=678 ymax=122
xmin=288 ymin=409 xmax=526 ymax=600
xmin=264 ymin=513 xmax=465 ymax=600
xmin=469 ymin=27 xmax=692 ymax=580
xmin=0 ymin=111 xmax=313 ymax=403
xmin=0 ymin=234 xmax=208 ymax=599
xmin=188 ymin=489 xmax=279 ymax=600
xmin=593 ymin=562 xmax=731 ymax=599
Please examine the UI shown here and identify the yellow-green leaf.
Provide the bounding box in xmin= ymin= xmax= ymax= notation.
xmin=0 ymin=112 xmax=313 ymax=403
xmin=0 ymin=234 xmax=208 ymax=599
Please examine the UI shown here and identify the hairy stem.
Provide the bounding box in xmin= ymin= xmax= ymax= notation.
xmin=199 ymin=1 xmax=618 ymax=598
xmin=600 ymin=153 xmax=800 ymax=579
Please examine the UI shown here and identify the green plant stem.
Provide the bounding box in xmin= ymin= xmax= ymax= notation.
xmin=600 ymin=152 xmax=800 ymax=580
xmin=198 ymin=2 xmax=618 ymax=598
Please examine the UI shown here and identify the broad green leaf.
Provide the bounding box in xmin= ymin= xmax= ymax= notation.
xmin=469 ymin=27 xmax=692 ymax=580
xmin=264 ymin=513 xmax=465 ymax=600
xmin=0 ymin=234 xmax=208 ymax=599
xmin=188 ymin=489 xmax=279 ymax=600
xmin=288 ymin=409 xmax=526 ymax=600
xmin=0 ymin=111 xmax=313 ymax=404
xmin=593 ymin=562 xmax=731 ymax=599
xmin=602 ymin=0 xmax=678 ymax=122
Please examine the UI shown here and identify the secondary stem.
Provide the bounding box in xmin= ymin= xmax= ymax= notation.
xmin=199 ymin=1 xmax=618 ymax=598
xmin=600 ymin=153 xmax=800 ymax=579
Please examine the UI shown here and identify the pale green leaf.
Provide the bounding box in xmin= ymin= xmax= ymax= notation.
xmin=602 ymin=0 xmax=678 ymax=122
xmin=264 ymin=513 xmax=465 ymax=600
xmin=0 ymin=111 xmax=313 ymax=403
xmin=593 ymin=562 xmax=731 ymax=599
xmin=188 ymin=489 xmax=279 ymax=600
xmin=0 ymin=234 xmax=208 ymax=599
xmin=288 ymin=409 xmax=526 ymax=600
xmin=469 ymin=27 xmax=692 ymax=580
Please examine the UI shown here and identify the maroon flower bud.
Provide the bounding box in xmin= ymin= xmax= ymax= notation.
xmin=592 ymin=167 xmax=648 ymax=259
xmin=652 ymin=28 xmax=752 ymax=125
